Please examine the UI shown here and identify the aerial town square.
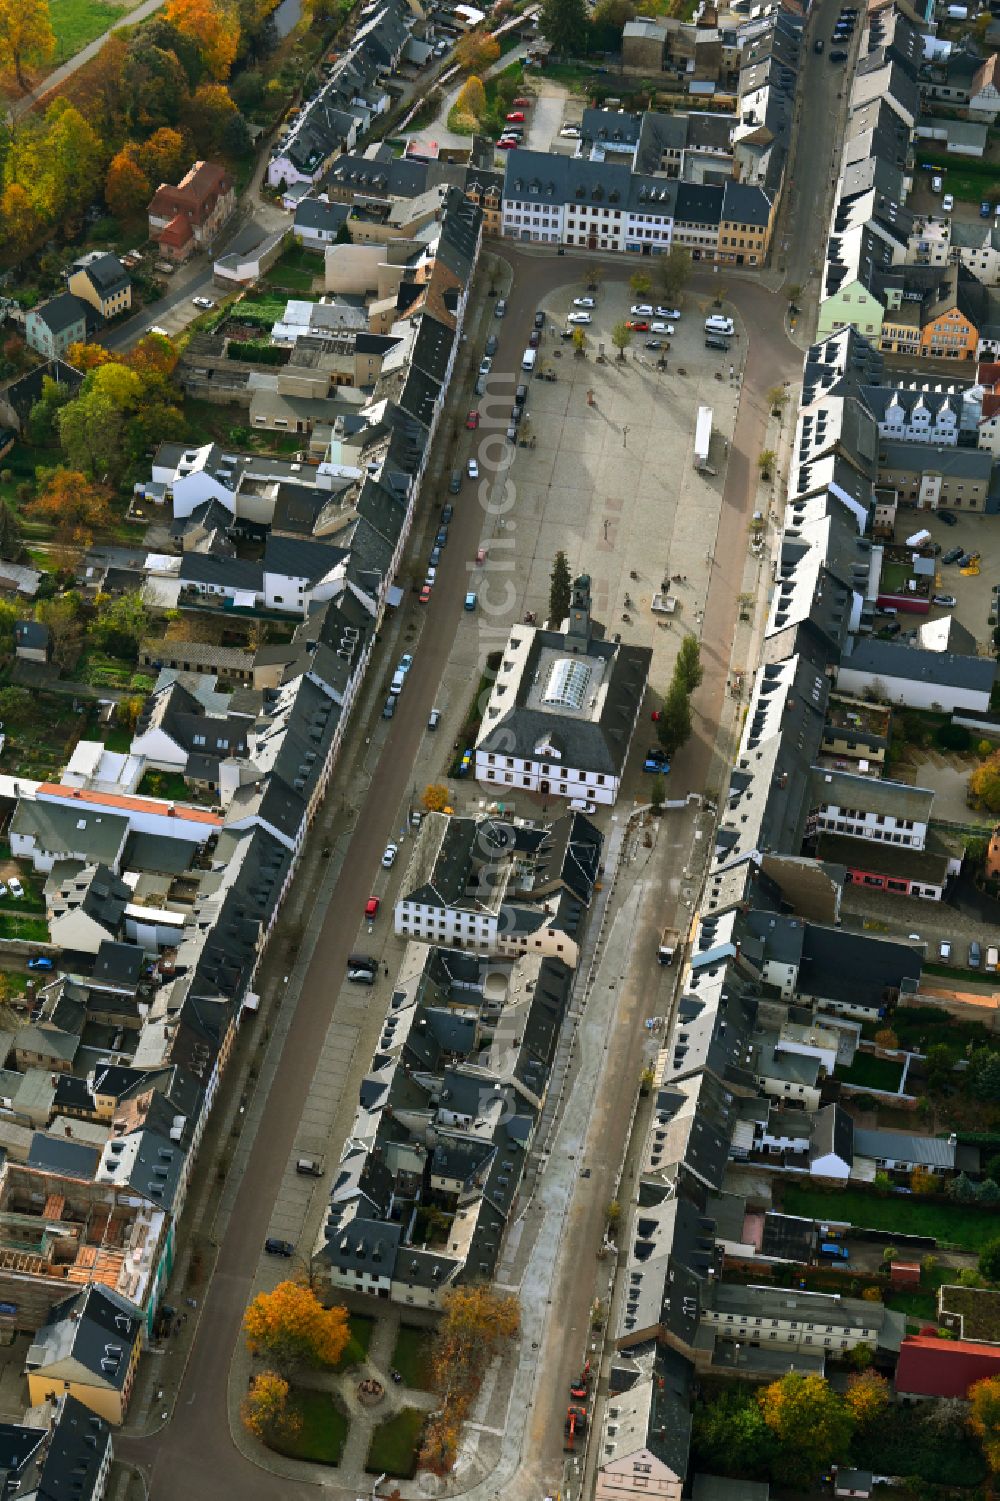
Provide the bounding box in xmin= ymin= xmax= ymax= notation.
xmin=3 ymin=0 xmax=1000 ymax=1494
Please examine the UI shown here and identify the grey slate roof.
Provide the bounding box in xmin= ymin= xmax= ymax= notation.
xmin=294 ymin=197 xmax=350 ymax=233
xmin=11 ymin=801 xmax=129 ymax=865
xmin=839 ymin=635 xmax=997 ymax=695
xmin=0 ymin=1395 xmax=112 ymax=1501
xmin=27 ymin=1283 xmax=142 ymax=1390
xmin=31 ymin=292 xmax=90 ymax=335
xmin=854 ymin=1127 xmax=956 ymax=1168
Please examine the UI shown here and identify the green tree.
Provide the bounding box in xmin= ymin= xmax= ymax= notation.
xmin=549 ymin=550 xmax=572 ymax=628
xmin=538 ymin=0 xmax=589 ymax=55
xmin=979 ymin=1179 xmax=1000 ymax=1208
xmin=629 ymin=270 xmax=652 ymax=298
xmin=969 ymin=1376 xmax=1000 ymax=1472
xmin=611 ymin=320 xmax=632 ymax=362
xmin=676 ymin=635 xmax=703 ymax=694
xmin=758 ymin=449 xmax=776 ymax=480
xmin=654 ymin=245 xmax=692 ymax=305
xmin=758 ymin=1373 xmax=854 ymax=1488
xmin=979 ymin=1238 xmax=1000 ymax=1283
xmin=848 ymin=1341 xmax=875 ymax=1372
xmin=924 ymin=1042 xmax=955 ymax=1093
xmin=571 ymin=326 xmax=587 ymax=355
xmin=57 ymin=363 xmax=144 ymax=482
xmin=27 ymin=376 xmax=71 ymax=446
xmin=35 ymin=592 xmax=84 ymax=670
xmin=0 ymin=686 xmax=30 ymax=718
xmin=94 ymin=591 xmax=149 ymax=660
xmin=656 ymin=678 xmax=692 ymax=758
xmin=0 ymin=502 xmax=24 ymax=562
xmin=650 ymin=773 xmax=666 ymax=809
xmin=968 ymin=1047 xmax=1000 ymax=1102
xmin=693 ymin=1387 xmax=774 ymax=1478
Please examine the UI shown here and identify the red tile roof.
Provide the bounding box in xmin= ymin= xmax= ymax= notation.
xmin=895 ymin=1334 xmax=1000 ymax=1398
xmin=37 ymin=782 xmax=222 ymax=826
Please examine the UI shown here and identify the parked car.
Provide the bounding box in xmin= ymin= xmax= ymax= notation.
xmin=419 ymin=584 xmax=432 ymax=604
xmin=264 ymin=1238 xmax=295 ymax=1256
xmin=468 ymin=458 xmax=479 ymax=479
xmin=938 ymin=509 xmax=958 ymax=525
xmin=27 ymin=956 xmax=53 ymax=971
xmin=192 ymin=296 xmax=215 ymax=310
xmin=643 ymin=750 xmax=670 ymax=773
xmin=626 ymin=320 xmax=649 ymax=331
xmin=573 ymin=297 xmax=596 ymax=308
xmin=969 ymin=940 xmax=982 ymax=968
xmin=932 ymin=594 xmax=957 ymax=608
xmin=457 ymin=748 xmax=472 ymax=776
xmin=982 ymin=200 xmax=993 ymax=218
xmin=655 ymin=307 xmax=681 ymax=320
xmin=478 ymin=355 xmax=492 ymax=376
xmin=382 ymin=843 xmax=398 ymax=868
xmin=8 ymin=878 xmax=23 ymax=899
xmin=814 ymin=36 xmax=824 ymax=50
xmin=0 ymin=880 xmax=8 ymax=899
xmin=559 ymin=125 xmax=581 ymax=138
xmin=427 ymin=708 xmax=442 ymax=730
xmin=942 ymin=546 xmax=964 ymax=564
xmin=958 ymin=553 xmax=974 ymax=567
xmin=464 ymin=591 xmax=478 ymax=611
xmin=429 ymin=546 xmax=442 ymax=566
xmin=533 ymin=310 xmax=545 ymax=328
xmin=630 ymin=304 xmax=654 ymax=316
xmin=365 ymin=896 xmax=380 ymax=919
xmin=475 ymin=546 xmax=487 ymax=564
xmin=829 ymin=47 xmax=847 ymax=59
xmin=441 ymin=504 xmax=454 ymax=523
xmin=484 ymin=334 xmax=498 ymax=356
xmin=435 ymin=527 xmax=448 ymax=547
xmin=507 ymin=110 xmax=525 ymax=122
xmin=528 ymin=329 xmax=540 ymax=348
xmin=567 ymin=311 xmax=592 ymax=324
xmin=466 ymin=409 xmax=480 ymax=429
xmin=931 ymin=174 xmax=943 ymax=193
xmin=424 ymin=565 xmax=438 ymax=588
xmin=568 ymin=798 xmax=597 ymax=813
xmin=942 ymin=193 xmax=954 ymax=212
xmin=645 ymin=339 xmax=663 ymax=350
xmin=650 ymin=321 xmax=674 ymax=335
xmin=449 ymin=468 xmax=462 ymax=494
xmin=383 ymin=693 xmax=398 ymax=717
xmin=939 ymin=940 xmax=952 ymax=961
xmin=495 ymin=299 xmax=507 ymax=317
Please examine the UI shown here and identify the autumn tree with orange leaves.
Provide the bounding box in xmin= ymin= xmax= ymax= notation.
xmin=454 ymin=28 xmax=500 ymax=73
xmin=419 ymin=1286 xmax=519 ymax=1475
xmin=240 ymin=1370 xmax=301 ymax=1444
xmin=105 ymin=151 xmax=151 ymax=220
xmin=164 ymin=0 xmax=239 ymax=79
xmin=243 ymin=1281 xmax=350 ymax=1375
xmin=843 ymin=1368 xmax=890 ymax=1431
xmin=26 ymin=469 xmax=112 ymax=550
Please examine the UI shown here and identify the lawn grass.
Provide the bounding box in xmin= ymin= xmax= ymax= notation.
xmin=781 ymin=1184 xmax=1000 ymax=1252
xmin=267 ymin=1388 xmax=348 ymax=1465
xmin=883 ymin=1286 xmax=937 ymax=1322
xmin=0 ymin=913 xmax=49 ymax=941
xmin=390 ymin=1324 xmax=435 ymax=1390
xmin=838 ymin=1052 xmax=904 ymax=1092
xmin=365 ymin=1406 xmax=425 ymax=1478
xmin=333 ymin=1313 xmax=375 ymax=1372
xmin=0 ymin=692 xmax=90 ymax=782
xmin=262 ymin=245 xmax=324 ymax=294
xmin=919 ymin=151 xmax=998 ymax=204
xmin=49 ymin=0 xmax=125 ymax=63
xmin=136 ymin=769 xmax=192 ymax=802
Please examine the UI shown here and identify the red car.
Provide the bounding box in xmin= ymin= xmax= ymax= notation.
xmin=419 ymin=584 xmax=432 ymax=603
xmin=466 ymin=410 xmax=480 ymax=429
xmin=497 ymin=138 xmax=516 ymax=149
xmin=626 ymin=319 xmax=650 ymax=331
xmin=512 ymin=95 xmax=531 ymax=107
xmin=506 ymin=111 xmax=525 ymax=122
xmin=528 ymin=330 xmax=540 ymax=348
xmin=365 ymin=896 xmax=380 ymax=919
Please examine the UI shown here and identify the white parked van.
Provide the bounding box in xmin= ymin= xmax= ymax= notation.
xmin=705 ymin=315 xmax=735 ymax=335
xmin=521 ymin=347 xmax=537 ymax=371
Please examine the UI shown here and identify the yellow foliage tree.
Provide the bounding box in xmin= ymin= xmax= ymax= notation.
xmin=420 ymin=1286 xmax=520 ymax=1474
xmin=164 ymin=0 xmax=239 ymax=78
xmin=243 ymin=1280 xmax=350 ymax=1374
xmin=970 ymin=752 xmax=1000 ymax=815
xmin=0 ymin=0 xmax=54 ymax=89
xmin=844 ymin=1369 xmax=890 ymax=1431
xmin=454 ymin=74 xmax=486 ymax=119
xmin=971 ymin=1377 xmax=1000 ymax=1471
xmin=422 ymin=784 xmax=450 ymax=812
xmin=910 ymin=1166 xmax=940 ymax=1195
xmin=240 ymin=1369 xmax=301 ymax=1443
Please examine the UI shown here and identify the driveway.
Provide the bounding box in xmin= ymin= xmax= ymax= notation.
xmin=524 ymin=83 xmax=566 ymax=152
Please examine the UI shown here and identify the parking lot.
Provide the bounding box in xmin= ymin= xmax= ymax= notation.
xmin=898 ymin=509 xmax=997 ymax=653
